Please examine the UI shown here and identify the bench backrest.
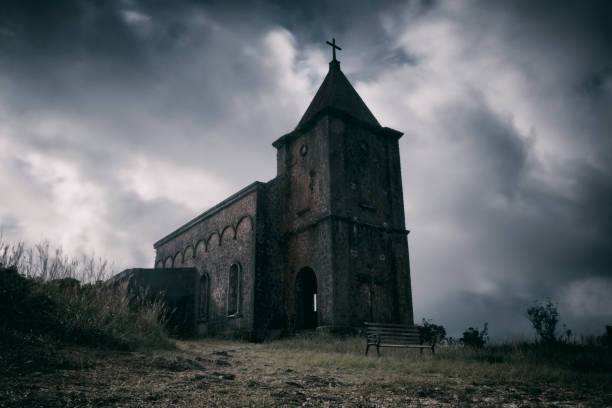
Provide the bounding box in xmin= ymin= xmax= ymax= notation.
xmin=364 ymin=322 xmax=429 ymax=345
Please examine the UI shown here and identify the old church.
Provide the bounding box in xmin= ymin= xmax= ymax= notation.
xmin=120 ymin=42 xmax=414 ymax=339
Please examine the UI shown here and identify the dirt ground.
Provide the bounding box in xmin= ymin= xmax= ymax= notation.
xmin=1 ymin=339 xmax=610 ymax=407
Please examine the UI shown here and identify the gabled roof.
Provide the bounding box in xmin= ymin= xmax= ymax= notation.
xmin=297 ymin=60 xmax=380 ymax=129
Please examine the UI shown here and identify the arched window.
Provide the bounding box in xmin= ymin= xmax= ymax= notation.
xmin=199 ymin=273 xmax=209 ymax=321
xmin=227 ymin=263 xmax=240 ymax=316
xmin=164 ymin=256 xmax=173 ymax=268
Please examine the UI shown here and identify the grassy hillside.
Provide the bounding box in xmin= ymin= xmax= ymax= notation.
xmin=0 ymin=264 xmax=172 ymax=351
xmin=1 ymin=335 xmax=611 ymax=407
xmin=1 ymin=240 xmax=610 ymax=406
xmin=1 ymin=239 xmax=172 ymax=351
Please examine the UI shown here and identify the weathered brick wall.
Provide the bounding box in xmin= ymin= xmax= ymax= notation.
xmin=150 ymin=99 xmax=414 ymax=338
xmin=153 ymin=184 xmax=261 ymax=336
xmin=329 ymin=117 xmax=399 ymax=226
xmin=326 ymin=114 xmax=414 ymax=327
xmin=391 ymin=233 xmax=414 ymax=324
xmin=283 ymin=221 xmax=334 ymax=328
xmin=269 ymin=112 xmax=414 ymax=332
xmin=277 ymin=119 xmax=331 ymax=229
xmin=332 ymin=220 xmax=412 ymax=326
xmin=273 ymin=119 xmax=335 ymax=330
xmin=252 ymin=175 xmax=288 ymax=338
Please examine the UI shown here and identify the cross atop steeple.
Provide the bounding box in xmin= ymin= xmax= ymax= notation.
xmin=293 ymin=38 xmax=381 ymax=129
xmin=325 ymin=38 xmax=342 ymax=61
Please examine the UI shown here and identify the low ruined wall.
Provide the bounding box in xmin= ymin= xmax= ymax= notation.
xmin=109 ymin=268 xmax=198 ymax=335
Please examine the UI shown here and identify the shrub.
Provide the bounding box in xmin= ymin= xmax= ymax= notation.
xmin=419 ymin=318 xmax=447 ymax=344
xmin=0 ymin=237 xmax=113 ymax=282
xmin=0 ymin=239 xmax=173 ymax=351
xmin=526 ymin=299 xmax=560 ymax=344
xmin=460 ymin=323 xmax=489 ymax=348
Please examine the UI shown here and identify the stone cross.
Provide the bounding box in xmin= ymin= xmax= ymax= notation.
xmin=326 ymin=38 xmax=342 ymax=61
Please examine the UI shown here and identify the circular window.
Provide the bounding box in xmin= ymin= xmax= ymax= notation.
xmin=299 ymin=144 xmax=308 ymax=157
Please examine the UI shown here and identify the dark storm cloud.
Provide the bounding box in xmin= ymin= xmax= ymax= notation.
xmin=391 ymin=1 xmax=612 ymax=338
xmin=0 ymin=0 xmax=294 ymax=187
xmin=0 ymin=0 xmax=610 ymax=338
xmin=101 ymin=190 xmax=195 ymax=267
xmin=0 ymin=1 xmax=149 ymax=96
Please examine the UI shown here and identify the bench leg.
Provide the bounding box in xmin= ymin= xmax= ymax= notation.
xmin=420 ymin=347 xmax=423 ymax=355
xmin=376 ymin=344 xmax=380 ymax=357
xmin=365 ymin=344 xmax=370 ymax=355
xmin=431 ymin=345 xmax=435 ymax=355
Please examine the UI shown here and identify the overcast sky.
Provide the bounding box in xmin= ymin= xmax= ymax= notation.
xmin=1 ymin=0 xmax=610 ymax=340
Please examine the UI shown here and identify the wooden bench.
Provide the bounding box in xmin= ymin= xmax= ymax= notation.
xmin=364 ymin=322 xmax=435 ymax=356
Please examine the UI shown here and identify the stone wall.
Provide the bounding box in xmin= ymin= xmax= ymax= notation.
xmin=272 ymin=118 xmax=335 ymax=330
xmin=153 ymin=183 xmax=262 ymax=337
xmin=252 ymin=175 xmax=288 ymax=339
xmin=325 ymin=113 xmax=414 ymax=327
xmin=109 ymin=267 xmax=198 ymax=335
xmin=269 ymin=112 xmax=414 ymax=332
xmin=149 ymin=96 xmax=414 ymax=338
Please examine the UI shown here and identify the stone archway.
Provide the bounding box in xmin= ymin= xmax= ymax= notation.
xmin=295 ymin=267 xmax=317 ymax=330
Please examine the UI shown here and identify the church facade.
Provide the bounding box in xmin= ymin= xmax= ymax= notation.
xmin=152 ymin=53 xmax=414 ymax=339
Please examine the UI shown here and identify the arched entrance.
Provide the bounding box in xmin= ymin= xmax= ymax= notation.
xmin=295 ymin=267 xmax=317 ymax=330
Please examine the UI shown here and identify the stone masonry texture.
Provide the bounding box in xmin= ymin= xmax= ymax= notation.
xmin=122 ymin=59 xmax=414 ymax=339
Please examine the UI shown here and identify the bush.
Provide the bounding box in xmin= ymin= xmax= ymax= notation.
xmin=0 ymin=239 xmax=173 ymax=351
xmin=527 ymin=299 xmax=561 ymax=344
xmin=419 ymin=318 xmax=446 ymax=344
xmin=460 ymin=323 xmax=489 ymax=348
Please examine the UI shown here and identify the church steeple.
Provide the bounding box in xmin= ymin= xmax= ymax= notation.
xmin=296 ymin=40 xmax=380 ymax=129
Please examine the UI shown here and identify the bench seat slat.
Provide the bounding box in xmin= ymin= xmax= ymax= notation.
xmin=367 ymin=336 xmax=422 ymax=340
xmin=366 ymin=333 xmax=422 ymax=338
xmin=366 ymin=327 xmax=420 ymax=333
xmin=365 ymin=322 xmax=417 ymax=328
xmin=376 ymin=344 xmax=432 ymax=348
xmin=368 ymin=332 xmax=420 ymax=337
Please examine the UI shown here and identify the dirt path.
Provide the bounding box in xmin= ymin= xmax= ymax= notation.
xmin=0 ymin=340 xmax=609 ymax=407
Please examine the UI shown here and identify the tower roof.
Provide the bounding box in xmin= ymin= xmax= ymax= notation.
xmin=297 ymin=60 xmax=380 ymax=129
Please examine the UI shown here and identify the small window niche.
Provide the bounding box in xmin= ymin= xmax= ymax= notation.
xmin=227 ymin=263 xmax=241 ymax=316
xmin=199 ymin=273 xmax=209 ymax=321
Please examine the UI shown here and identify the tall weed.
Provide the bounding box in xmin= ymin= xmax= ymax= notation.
xmin=0 ymin=239 xmax=172 ymax=350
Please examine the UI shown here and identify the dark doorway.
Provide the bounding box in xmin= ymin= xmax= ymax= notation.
xmin=295 ymin=267 xmax=317 ymax=330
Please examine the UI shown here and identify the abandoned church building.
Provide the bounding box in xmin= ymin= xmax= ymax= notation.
xmin=118 ymin=42 xmax=415 ymax=339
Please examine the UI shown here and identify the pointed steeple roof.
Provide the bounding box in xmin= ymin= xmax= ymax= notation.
xmin=297 ymin=60 xmax=380 ymax=129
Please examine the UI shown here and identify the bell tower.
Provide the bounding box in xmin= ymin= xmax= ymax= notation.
xmin=271 ymin=40 xmax=414 ymax=330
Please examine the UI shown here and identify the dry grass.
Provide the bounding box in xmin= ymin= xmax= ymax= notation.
xmin=1 ymin=239 xmax=610 ymax=406
xmin=1 ymin=238 xmax=173 ymax=352
xmin=1 ymin=334 xmax=610 ymax=407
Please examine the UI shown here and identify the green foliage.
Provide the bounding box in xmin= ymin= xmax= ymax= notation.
xmin=527 ymin=299 xmax=560 ymax=344
xmin=460 ymin=323 xmax=489 ymax=348
xmin=419 ymin=318 xmax=447 ymax=344
xmin=0 ymin=241 xmax=173 ymax=351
